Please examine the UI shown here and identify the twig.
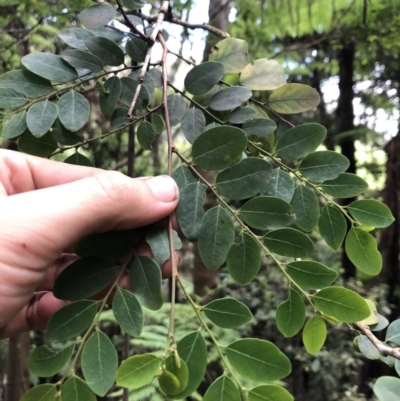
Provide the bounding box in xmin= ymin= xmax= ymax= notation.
xmin=129 ymin=11 xmax=230 ymax=38
xmin=355 ymin=322 xmax=400 ymax=360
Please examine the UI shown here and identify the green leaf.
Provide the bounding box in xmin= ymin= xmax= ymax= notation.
xmin=116 ymin=354 xmax=160 ymax=389
xmin=242 ymin=118 xmax=277 ymax=137
xmin=137 ymin=121 xmax=155 ymax=150
xmin=85 ymin=37 xmax=124 ymax=66
xmin=193 ymin=85 xmax=221 ymax=106
xmin=313 ymin=287 xmax=370 ymax=323
xmin=164 ymin=356 xmax=189 ymax=395
xmin=59 ymin=28 xmax=95 ymax=50
xmin=291 ymin=185 xmax=319 ymax=232
xmin=123 ymin=0 xmax=147 ymax=10
xmin=63 ymin=152 xmax=94 ymax=166
xmin=370 ymin=314 xmax=389 ymax=332
xmin=20 ymin=384 xmax=57 ymax=401
xmin=53 ymin=257 xmax=117 ymax=301
xmin=209 ymin=38 xmax=249 ymax=74
xmin=81 ymin=331 xmax=118 ymax=396
xmin=345 ymin=228 xmax=382 ymax=275
xmin=192 ymin=126 xmax=247 ymax=170
xmin=261 ymin=168 xmax=294 ymax=203
xmin=176 ymin=181 xmax=207 ymax=241
xmin=167 ymin=93 xmax=186 ymax=125
xmin=172 ymin=332 xmax=207 ymax=399
xmin=240 ymin=59 xmax=286 ymax=90
xmin=216 ymin=158 xmax=272 ymax=200
xmin=146 ymin=227 xmax=182 ymax=266
xmin=373 ymin=376 xmax=400 ymax=401
xmin=151 ymin=112 xmax=164 ymax=133
xmin=302 ymin=316 xmax=326 ymax=355
xmin=203 ymin=376 xmax=240 ymax=401
xmin=74 ymin=230 xmax=135 ymax=259
xmin=227 ymin=232 xmax=261 ymax=285
xmin=18 ymin=131 xmax=57 ymax=157
xmin=61 ymin=50 xmax=103 ymax=74
xmin=129 ymin=256 xmax=163 ymax=311
xmin=228 ymin=106 xmax=256 ymax=124
xmin=0 ymin=87 xmax=27 ymax=108
xmin=90 ymin=27 xmax=124 ymax=42
xmin=110 ymin=107 xmax=129 ymax=129
xmin=248 ymin=385 xmax=294 ymax=401
xmin=267 ymin=83 xmax=320 ymax=114
xmin=358 ymin=334 xmax=380 ymax=360
xmin=26 ymin=100 xmax=58 ymax=137
xmin=52 ymin=119 xmax=82 ymax=145
xmin=240 ymin=196 xmax=293 ymax=230
xmin=299 ymin=151 xmax=350 ymax=183
xmin=320 ymin=173 xmax=368 ymax=198
xmin=45 ymin=300 xmax=98 ymax=342
xmin=148 ymin=67 xmax=163 ymax=88
xmin=209 ymin=86 xmax=252 ymax=111
xmin=172 ymin=165 xmax=198 ymax=190
xmin=276 ymin=288 xmax=305 ymax=337
xmin=197 ymin=206 xmax=235 ymax=270
xmin=158 ymin=371 xmax=181 ymax=396
xmin=112 ymin=288 xmax=143 ymax=336
xmin=0 ymin=70 xmax=53 ymax=97
xmin=263 ymin=228 xmax=315 ymax=257
xmin=319 ymin=205 xmax=347 ymax=250
xmin=184 ymin=61 xmax=225 ymax=95
xmin=276 ymin=123 xmax=326 ymax=161
xmin=347 ymin=200 xmax=394 ymax=228
xmin=2 ymin=111 xmax=26 ymax=139
xmin=226 ymin=339 xmax=291 ymax=382
xmin=286 ymin=261 xmax=338 ymax=290
xmin=79 ymin=4 xmax=116 ymax=28
xmin=22 ymin=53 xmax=78 ymax=83
xmin=385 ymin=319 xmax=400 ymax=345
xmin=203 ymin=298 xmax=253 ymax=328
xmin=181 ymin=108 xmax=205 ymax=144
xmin=58 ymin=91 xmax=90 ymax=132
xmin=61 ymin=376 xmax=97 ymax=401
xmin=28 ymin=345 xmax=74 ymax=377
xmin=126 ymin=37 xmax=148 ymax=62
xmin=99 ymin=76 xmax=122 ymax=119
xmin=121 ymin=77 xmax=150 ymax=110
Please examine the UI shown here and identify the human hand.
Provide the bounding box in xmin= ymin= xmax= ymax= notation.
xmin=0 ymin=150 xmax=179 ymax=338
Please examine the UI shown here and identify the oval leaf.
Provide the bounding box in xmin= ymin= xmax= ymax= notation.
xmin=347 ymin=200 xmax=394 ymax=228
xmin=226 ymin=339 xmax=291 ymax=382
xmin=228 ymin=106 xmax=256 ymax=124
xmin=192 ymin=126 xmax=247 ymax=170
xmin=116 ymin=354 xmax=160 ymax=389
xmin=203 ymin=376 xmax=240 ymax=401
xmin=20 ymin=384 xmax=57 ymax=401
xmin=319 ymin=205 xmax=347 ymax=251
xmin=145 ymin=227 xmax=182 ymax=267
xmin=45 ymin=300 xmax=98 ymax=342
xmin=58 ymin=91 xmax=90 ymax=132
xmin=85 ymin=37 xmax=124 ymax=66
xmin=129 ymin=256 xmax=163 ymax=311
xmin=276 ymin=123 xmax=327 ymax=161
xmin=52 ymin=118 xmax=82 ymax=145
xmin=242 ymin=118 xmax=277 ymax=137
xmin=209 ymin=38 xmax=249 ymax=74
xmin=216 ymin=158 xmax=272 ymax=200
xmin=313 ymin=287 xmax=370 ymax=323
xmin=172 ymin=165 xmax=198 ymax=190
xmin=261 ymin=168 xmax=294 ymax=203
xmin=249 ymin=385 xmax=294 ymax=401
xmin=53 ymin=257 xmax=117 ymax=301
xmin=22 ymin=53 xmax=78 ymax=83
xmin=267 ymin=83 xmax=320 ymax=114
xmin=227 ymin=232 xmax=261 ymax=285
xmin=181 ymin=108 xmax=205 ymax=144
xmin=385 ymin=319 xmax=400 ymax=346
xmin=240 ymin=59 xmax=286 ymax=90
xmin=120 ymin=77 xmax=150 ymax=109
xmin=58 ymin=28 xmax=95 ymax=50
xmin=345 ymin=228 xmax=382 ymax=276
xmin=209 ymin=86 xmax=252 ymax=111
xmin=286 ymin=261 xmax=338 ymax=290
xmin=185 ymin=61 xmax=225 ymax=95
xmin=203 ymin=298 xmax=253 ymax=328
xmin=18 ymin=131 xmax=57 ymax=157
xmin=61 ymin=50 xmax=103 ymax=73
xmin=299 ymin=151 xmax=350 ymax=183
xmin=291 ymin=185 xmax=320 ymax=232
xmin=240 ymin=196 xmax=293 ymax=230
xmin=167 ymin=93 xmax=186 ymax=126
xmin=99 ymin=76 xmax=122 ymax=119
xmin=276 ymin=288 xmax=305 ymax=337
xmin=64 ymin=152 xmax=94 ymax=166
xmin=2 ymin=111 xmax=27 ymax=139
xmin=320 ymin=173 xmax=368 ymax=198
xmin=197 ymin=206 xmax=235 ymax=270
xmin=61 ymin=376 xmax=97 ymax=401
xmin=80 ymin=4 xmax=116 ymax=28
xmin=302 ymin=316 xmax=327 ymax=355
xmin=27 ymin=100 xmax=58 ymax=138
xmin=137 ymin=121 xmax=155 ymax=150
xmin=126 ymin=37 xmax=148 ymax=62
xmin=373 ymin=376 xmax=400 ymax=401
xmin=81 ymin=331 xmax=118 ymax=396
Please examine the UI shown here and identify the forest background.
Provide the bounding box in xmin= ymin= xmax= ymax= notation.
xmin=1 ymin=0 xmax=400 ymax=400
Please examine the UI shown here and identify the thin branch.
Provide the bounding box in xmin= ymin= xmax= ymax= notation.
xmin=129 ymin=11 xmax=229 ymax=38
xmin=1 ymin=17 xmax=43 ymax=52
xmin=355 ymin=322 xmax=400 ymax=360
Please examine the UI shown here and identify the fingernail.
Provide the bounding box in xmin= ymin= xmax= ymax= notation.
xmin=145 ymin=175 xmax=179 ymax=202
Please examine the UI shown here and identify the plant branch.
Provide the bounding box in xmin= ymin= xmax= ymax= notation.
xmin=355 ymin=322 xmax=400 ymax=360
